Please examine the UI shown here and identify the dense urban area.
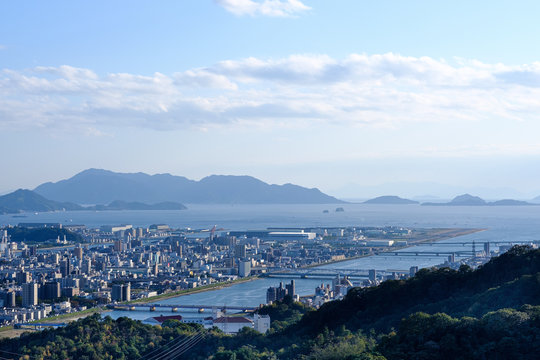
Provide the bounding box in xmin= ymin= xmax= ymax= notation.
xmin=0 ymin=221 xmax=514 ymax=332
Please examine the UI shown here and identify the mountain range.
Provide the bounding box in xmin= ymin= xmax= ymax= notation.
xmin=33 ymin=169 xmax=344 ymax=205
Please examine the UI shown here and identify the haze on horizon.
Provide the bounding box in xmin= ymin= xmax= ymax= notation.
xmin=2 ymin=1 xmax=540 ymax=200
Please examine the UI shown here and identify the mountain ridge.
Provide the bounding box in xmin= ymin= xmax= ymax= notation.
xmin=34 ymin=169 xmax=345 ymax=205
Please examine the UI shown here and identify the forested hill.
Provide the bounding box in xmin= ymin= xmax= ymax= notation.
xmin=294 ymin=245 xmax=540 ymax=334
xmin=1 ymin=246 xmax=539 ymax=360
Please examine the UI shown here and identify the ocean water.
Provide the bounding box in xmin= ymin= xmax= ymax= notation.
xmin=3 ymin=204 xmax=539 ymax=320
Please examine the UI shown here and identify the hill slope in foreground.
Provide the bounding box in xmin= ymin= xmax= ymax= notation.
xmin=1 ymin=246 xmax=539 ymax=359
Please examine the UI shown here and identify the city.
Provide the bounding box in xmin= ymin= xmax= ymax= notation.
xmin=0 ymin=221 xmax=532 ymax=334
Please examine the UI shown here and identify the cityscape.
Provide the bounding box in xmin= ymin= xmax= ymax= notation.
xmin=0 ymin=220 xmax=534 ymax=334
xmin=2 ymin=1 xmax=540 ymax=359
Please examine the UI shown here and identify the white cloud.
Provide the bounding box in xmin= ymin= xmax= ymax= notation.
xmin=215 ymin=0 xmax=310 ymax=17
xmin=3 ymin=54 xmax=540 ymax=140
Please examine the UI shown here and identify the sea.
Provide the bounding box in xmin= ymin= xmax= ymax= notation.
xmin=2 ymin=204 xmax=539 ymax=321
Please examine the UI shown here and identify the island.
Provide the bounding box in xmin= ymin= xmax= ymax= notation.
xmin=422 ymin=194 xmax=536 ymax=206
xmin=363 ymin=195 xmax=419 ymax=205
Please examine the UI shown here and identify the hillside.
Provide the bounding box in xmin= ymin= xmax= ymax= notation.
xmin=6 ymin=226 xmax=83 ymax=244
xmin=0 ymin=189 xmax=82 ymax=214
xmin=363 ymin=196 xmax=418 ymax=204
xmin=1 ymin=246 xmax=539 ymax=359
xmin=34 ymin=169 xmax=344 ymax=204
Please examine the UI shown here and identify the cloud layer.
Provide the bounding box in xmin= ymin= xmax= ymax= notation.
xmin=215 ymin=0 xmax=310 ymax=17
xmin=2 ymin=54 xmax=540 ymax=135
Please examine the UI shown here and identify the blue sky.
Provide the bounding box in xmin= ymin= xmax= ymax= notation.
xmin=2 ymin=0 xmax=540 ymax=199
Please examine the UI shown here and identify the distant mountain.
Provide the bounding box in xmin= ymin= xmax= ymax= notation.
xmin=363 ymin=196 xmax=418 ymax=205
xmin=89 ymin=200 xmax=187 ymax=211
xmin=489 ymin=199 xmax=533 ymax=206
xmin=34 ymin=169 xmax=344 ymax=204
xmin=423 ymin=194 xmax=535 ymax=206
xmin=0 ymin=189 xmax=82 ymax=214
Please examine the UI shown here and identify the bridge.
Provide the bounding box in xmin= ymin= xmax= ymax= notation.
xmin=266 ymin=268 xmax=410 ymax=279
xmin=421 ymin=240 xmax=540 ymax=246
xmin=109 ymin=303 xmax=258 ymax=312
xmin=15 ymin=322 xmax=67 ymax=329
xmin=376 ymin=250 xmax=473 ymax=257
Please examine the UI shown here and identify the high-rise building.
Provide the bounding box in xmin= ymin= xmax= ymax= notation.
xmin=43 ymin=281 xmax=61 ymax=300
xmin=368 ymin=269 xmax=377 ymax=282
xmin=122 ymin=282 xmax=131 ymax=302
xmin=285 ymin=280 xmax=295 ymax=297
xmin=239 ymin=260 xmax=251 ymax=277
xmin=2 ymin=290 xmax=16 ymax=308
xmin=82 ymin=258 xmax=92 ymax=274
xmin=22 ymin=283 xmax=38 ymax=307
xmin=111 ymin=284 xmax=123 ymax=302
xmin=16 ymin=271 xmax=31 ymax=285
xmin=112 ymin=283 xmax=130 ymax=302
xmin=73 ymin=246 xmax=83 ymax=260
xmin=114 ymin=239 xmax=123 ymax=252
xmin=235 ymin=244 xmax=246 ymax=258
xmin=60 ymin=258 xmax=71 ymax=277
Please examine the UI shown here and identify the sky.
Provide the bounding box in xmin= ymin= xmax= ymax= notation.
xmin=2 ymin=0 xmax=540 ymax=199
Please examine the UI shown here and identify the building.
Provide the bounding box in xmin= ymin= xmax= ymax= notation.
xmin=60 ymin=258 xmax=71 ymax=277
xmin=111 ymin=283 xmax=130 ymax=302
xmin=213 ymin=316 xmax=253 ymax=333
xmin=253 ymin=314 xmax=271 ymax=333
xmin=22 ymin=283 xmax=38 ymax=307
xmin=16 ymin=271 xmax=30 ymax=285
xmin=234 ymin=244 xmax=247 ymax=258
xmin=285 ymin=280 xmax=295 ymax=297
xmin=238 ymin=260 xmax=251 ymax=277
xmin=100 ymin=224 xmax=133 ymax=233
xmin=42 ymin=281 xmax=61 ymax=300
xmin=149 ymin=224 xmax=169 ymax=231
xmin=111 ymin=284 xmax=123 ymax=302
xmin=368 ymin=269 xmax=377 ymax=283
xmin=122 ymin=282 xmax=131 ymax=302
xmin=266 ymin=281 xmax=293 ymax=304
xmin=73 ymin=246 xmax=83 ymax=260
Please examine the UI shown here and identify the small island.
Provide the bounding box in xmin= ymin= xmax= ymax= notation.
xmin=422 ymin=194 xmax=536 ymax=206
xmin=364 ymin=195 xmax=419 ymax=205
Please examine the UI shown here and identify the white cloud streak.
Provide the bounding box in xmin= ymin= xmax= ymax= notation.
xmin=2 ymin=54 xmax=540 ymax=135
xmin=215 ymin=0 xmax=310 ymax=17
